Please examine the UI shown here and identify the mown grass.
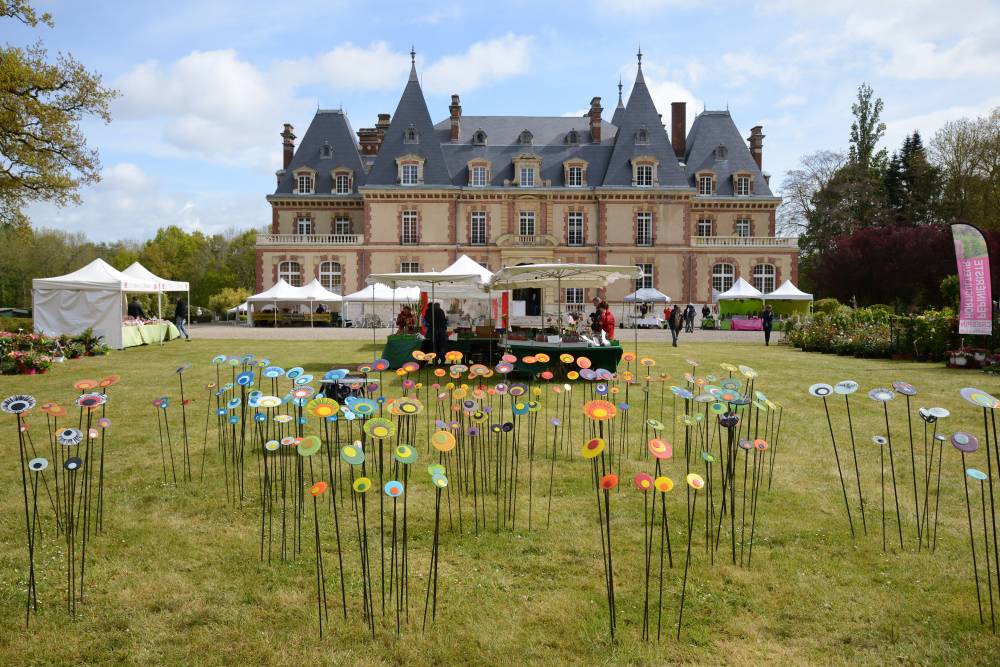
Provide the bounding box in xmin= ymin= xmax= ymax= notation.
xmin=1 ymin=339 xmax=1000 ymax=665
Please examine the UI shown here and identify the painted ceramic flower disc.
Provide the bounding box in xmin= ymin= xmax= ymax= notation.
xmin=28 ymin=457 xmax=48 ymax=472
xmin=535 ymin=353 xmax=551 ymax=363
xmin=364 ymin=418 xmax=396 ymax=440
xmin=647 ymin=438 xmax=672 ymax=460
xmin=576 ymin=357 xmax=592 ymax=370
xmin=654 ymin=476 xmax=674 ymax=493
xmin=263 ymin=366 xmax=285 ymax=378
xmin=427 ymin=463 xmax=446 ymax=476
xmin=310 ymin=481 xmax=329 ymax=496
xmin=710 ymin=401 xmax=726 ymax=414
xmin=393 ymin=444 xmax=418 ymax=465
xmin=273 ymin=414 xmax=293 ymax=423
xmin=559 ymin=353 xmax=574 ymax=364
xmin=599 ymin=473 xmax=619 ymax=490
xmin=720 ymin=378 xmax=741 ymax=391
xmin=64 ymin=456 xmax=83 ymax=471
xmin=306 ymin=397 xmax=338 ymax=417
xmin=212 ymin=355 xmax=227 ymax=365
xmin=432 ymin=474 xmax=449 ymax=489
xmin=58 ymin=428 xmax=83 ymax=446
xmin=929 ymin=407 xmax=950 ymax=419
xmin=640 ymin=357 xmax=655 ymax=367
xmin=952 ymin=432 xmax=979 ymax=453
xmin=720 ymin=362 xmax=737 ymax=372
xmin=583 ymin=400 xmax=616 ymax=421
xmin=384 ymin=480 xmax=404 ymax=497
xmin=753 ymin=438 xmax=768 ymax=451
xmin=871 ymin=435 xmax=887 ymax=446
xmin=967 ymin=468 xmax=988 ymax=481
xmin=286 ymin=367 xmax=304 ymax=380
xmin=74 ymin=379 xmax=98 ymax=391
xmin=582 ymin=438 xmax=605 ymax=459
xmin=372 ymin=359 xmax=390 ymax=372
xmin=892 ymin=381 xmax=916 ymax=396
xmin=1 ymin=394 xmax=35 ymax=414
xmin=834 ymin=380 xmax=859 ymax=395
xmin=340 ymin=443 xmax=366 ymax=465
xmin=701 ymin=451 xmax=716 ymax=463
xmin=236 ymin=371 xmax=254 ymax=386
xmin=686 ymin=473 xmax=705 ymax=490
xmin=297 ymin=435 xmax=322 ymax=457
xmin=739 ymin=365 xmax=758 ymax=379
xmin=633 ymin=472 xmax=654 ymax=491
xmin=264 ymin=440 xmax=280 ymax=452
xmin=808 ymin=383 xmax=833 ymax=398
xmin=960 ymin=387 xmax=1000 ymax=409
xmin=99 ymin=375 xmax=121 ymax=388
xmin=501 ymin=353 xmax=517 ymax=363
xmin=719 ymin=413 xmax=739 ymax=428
xmin=868 ymin=388 xmax=895 ymax=402
xmin=352 ymin=477 xmax=372 ymax=493
xmin=495 ymin=362 xmax=514 ymax=374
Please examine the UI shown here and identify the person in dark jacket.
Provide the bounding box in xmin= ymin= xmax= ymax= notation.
xmin=175 ymin=296 xmax=190 ymax=340
xmin=668 ymin=304 xmax=683 ymax=346
xmin=683 ymin=304 xmax=696 ymax=332
xmin=430 ymin=302 xmax=449 ymax=360
xmin=762 ymin=304 xmax=774 ymax=346
xmin=701 ymin=304 xmax=710 ymax=320
xmin=127 ymin=296 xmax=146 ymax=320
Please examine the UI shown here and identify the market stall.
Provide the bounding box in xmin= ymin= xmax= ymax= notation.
xmin=623 ymin=287 xmax=670 ymax=328
xmin=765 ymin=280 xmax=813 ymax=316
xmin=717 ymin=278 xmax=765 ymax=330
xmin=121 ymin=261 xmax=191 ymax=323
xmin=32 ymin=258 xmax=176 ymax=349
xmin=246 ymin=279 xmax=342 ymax=327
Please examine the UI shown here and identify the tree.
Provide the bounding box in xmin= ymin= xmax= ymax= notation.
xmin=208 ymin=287 xmax=250 ymax=316
xmin=885 ymin=131 xmax=941 ymax=226
xmin=931 ymin=108 xmax=1000 ymax=229
xmin=849 ymin=83 xmax=888 ymax=172
xmin=0 ymin=1 xmax=117 ymax=228
xmin=777 ymin=150 xmax=846 ymax=237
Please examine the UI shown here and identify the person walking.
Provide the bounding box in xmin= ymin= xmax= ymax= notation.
xmin=762 ymin=304 xmax=774 ymax=346
xmin=683 ymin=303 xmax=695 ymax=332
xmin=668 ymin=304 xmax=683 ymax=347
xmin=430 ymin=301 xmax=449 ymax=361
xmin=175 ymin=296 xmax=191 ymax=340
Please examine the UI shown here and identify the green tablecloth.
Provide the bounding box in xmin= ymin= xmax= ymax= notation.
xmin=504 ymin=340 xmax=623 ymax=377
xmin=382 ymin=334 xmax=422 ymax=369
xmin=122 ymin=322 xmax=181 ymax=348
xmin=382 ymin=335 xmax=502 ymax=369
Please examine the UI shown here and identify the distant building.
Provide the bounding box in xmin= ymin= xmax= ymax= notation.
xmin=258 ymin=50 xmax=796 ymax=308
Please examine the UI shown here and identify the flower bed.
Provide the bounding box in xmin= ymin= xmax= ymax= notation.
xmin=0 ymin=328 xmax=109 ymax=375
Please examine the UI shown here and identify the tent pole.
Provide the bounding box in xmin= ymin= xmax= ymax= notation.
xmin=310 ymin=299 xmax=314 ymax=328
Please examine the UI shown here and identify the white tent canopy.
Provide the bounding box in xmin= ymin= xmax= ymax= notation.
xmin=441 ymin=255 xmax=493 ymax=283
xmin=624 ymin=287 xmax=671 ymax=303
xmin=342 ymin=283 xmax=420 ymax=302
xmin=717 ymin=277 xmax=764 ymax=300
xmin=766 ymin=280 xmax=813 ymax=301
xmin=32 ymin=258 xmax=159 ymax=349
xmin=121 ymin=261 xmax=189 ymax=292
xmin=367 ymin=271 xmax=483 ymax=290
xmin=298 ymin=278 xmax=344 ymax=302
xmin=246 ymin=279 xmax=302 ymax=303
xmin=490 ymin=263 xmax=641 ymax=289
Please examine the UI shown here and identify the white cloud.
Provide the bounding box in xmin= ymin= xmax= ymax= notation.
xmin=282 ymin=41 xmax=410 ymax=91
xmin=423 ymin=34 xmax=533 ymax=94
xmin=884 ymin=95 xmax=1000 ymax=150
xmin=777 ymin=94 xmax=807 ymax=108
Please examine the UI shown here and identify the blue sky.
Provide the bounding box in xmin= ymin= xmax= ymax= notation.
xmin=10 ymin=0 xmax=1000 ymax=241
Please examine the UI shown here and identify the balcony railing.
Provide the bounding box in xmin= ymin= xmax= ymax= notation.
xmin=692 ymin=236 xmax=797 ymax=248
xmin=496 ymin=233 xmax=558 ymax=248
xmin=257 ymin=233 xmax=363 ymax=245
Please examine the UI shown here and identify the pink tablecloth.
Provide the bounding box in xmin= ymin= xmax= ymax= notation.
xmin=730 ymin=318 xmax=763 ymax=331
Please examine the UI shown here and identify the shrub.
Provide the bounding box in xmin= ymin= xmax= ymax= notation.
xmin=0 ymin=317 xmax=33 ymax=333
xmin=812 ymin=298 xmax=842 ymax=315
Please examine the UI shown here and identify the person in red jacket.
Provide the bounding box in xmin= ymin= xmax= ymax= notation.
xmin=597 ymin=301 xmax=615 ymax=342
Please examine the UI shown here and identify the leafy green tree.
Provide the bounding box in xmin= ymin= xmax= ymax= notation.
xmin=0 ymin=1 xmax=117 ymax=228
xmin=885 ymin=131 xmax=941 ymax=226
xmin=849 ymin=83 xmax=889 ymax=172
xmin=208 ymin=287 xmax=250 ymax=316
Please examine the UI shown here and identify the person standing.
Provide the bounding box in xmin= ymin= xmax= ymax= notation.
xmin=431 ymin=301 xmax=449 ymax=360
xmin=127 ymin=296 xmax=146 ymax=320
xmin=762 ymin=304 xmax=774 ymax=346
xmin=683 ymin=303 xmax=695 ymax=332
xmin=668 ymin=304 xmax=683 ymax=347
xmin=598 ymin=301 xmax=615 ymax=343
xmin=701 ymin=303 xmax=710 ymax=321
xmin=175 ymin=296 xmax=191 ymax=340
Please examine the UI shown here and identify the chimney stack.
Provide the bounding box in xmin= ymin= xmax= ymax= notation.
xmin=671 ymin=102 xmax=686 ymax=159
xmin=748 ymin=125 xmax=764 ymax=169
xmin=281 ymin=123 xmax=296 ymax=169
xmin=358 ymin=113 xmax=392 ymax=156
xmin=449 ymin=94 xmax=462 ymax=143
xmin=589 ymin=97 xmax=603 ymax=143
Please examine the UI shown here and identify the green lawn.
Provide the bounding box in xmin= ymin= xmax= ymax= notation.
xmin=1 ymin=339 xmax=1000 ymax=665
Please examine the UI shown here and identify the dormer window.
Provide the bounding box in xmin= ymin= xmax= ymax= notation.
xmin=735 ymin=174 xmax=752 ymax=196
xmin=518 ymin=130 xmax=533 ymax=146
xmin=635 ymin=126 xmax=650 ymax=145
xmin=333 ymin=169 xmax=353 ymax=195
xmin=714 ymin=144 xmax=728 ymax=160
xmin=635 ymin=165 xmax=652 ymax=186
xmin=472 ymin=129 xmax=487 ymax=145
xmin=320 ymin=142 xmax=332 ymax=159
xmin=563 ymin=159 xmax=587 ymax=187
xmin=404 ymin=124 xmax=419 ymax=144
xmin=520 ymin=166 xmax=535 ymax=187
xmin=698 ymin=174 xmax=714 ymax=195
xmin=565 ymin=129 xmax=580 ymax=145
xmin=471 ymin=166 xmax=488 ymax=186
xmin=295 ymin=172 xmax=314 ymax=194
xmin=631 ymin=156 xmax=658 ymax=187
xmin=397 ymin=154 xmax=424 ymax=186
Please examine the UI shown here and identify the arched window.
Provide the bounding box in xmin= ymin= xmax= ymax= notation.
xmin=712 ymin=263 xmax=734 ymax=293
xmin=404 ymin=124 xmax=419 ymax=144
xmin=697 ymin=218 xmax=714 ymax=237
xmin=753 ymin=264 xmax=775 ymax=293
xmin=635 ymin=126 xmax=650 ymax=145
xmin=472 ymin=129 xmax=487 ymax=145
xmin=319 ymin=261 xmax=342 ymax=294
xmin=565 ymin=129 xmax=579 ymax=145
xmin=278 ymin=261 xmax=301 ymax=287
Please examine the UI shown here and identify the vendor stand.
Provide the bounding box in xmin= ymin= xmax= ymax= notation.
xmin=623 ymin=287 xmax=670 ymax=328
xmin=716 ymin=278 xmax=764 ymax=330
xmin=765 ymin=280 xmax=813 ymax=316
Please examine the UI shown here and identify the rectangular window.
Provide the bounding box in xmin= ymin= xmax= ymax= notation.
xmin=296 ymin=174 xmax=312 ymax=194
xmin=334 ymin=216 xmax=351 ymax=235
xmin=400 ymin=261 xmax=420 ymax=273
xmin=470 ymin=211 xmax=487 ymax=245
xmin=735 ymin=218 xmax=751 ymax=237
xmin=635 ymin=263 xmax=653 ymax=290
xmin=698 ymin=175 xmax=713 ymax=195
xmin=635 ymin=212 xmax=653 ymax=246
xmin=567 ymin=212 xmax=584 ymax=246
xmin=566 ymin=288 xmax=584 ymax=305
xmin=335 ymin=174 xmax=351 ymax=194
xmin=736 ymin=176 xmax=751 ymax=196
xmin=401 ymin=164 xmax=419 ymax=185
xmin=697 ymin=218 xmax=714 ymax=237
xmin=401 ymin=210 xmax=419 ymax=245
xmin=518 ymin=211 xmax=536 ymax=236
xmin=471 ymin=166 xmax=488 ymax=187
xmin=567 ymin=166 xmax=583 ymax=187
xmin=296 ymin=217 xmax=312 ymax=235
xmin=520 ymin=166 xmax=535 ymax=187
xmin=635 ymin=165 xmax=653 ymax=187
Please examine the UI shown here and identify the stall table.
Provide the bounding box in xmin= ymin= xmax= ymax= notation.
xmin=729 ymin=317 xmax=763 ymax=331
xmin=381 ymin=334 xmax=501 ymax=369
xmin=122 ymin=321 xmax=181 ymax=347
xmin=502 ymin=339 xmax=623 ymax=377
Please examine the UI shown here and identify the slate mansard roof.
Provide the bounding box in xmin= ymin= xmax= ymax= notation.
xmin=273 ymin=60 xmax=772 ymax=196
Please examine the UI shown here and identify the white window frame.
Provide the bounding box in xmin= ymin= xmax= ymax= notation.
xmin=712 ymin=263 xmax=735 ymax=293
xmin=335 ymin=173 xmax=351 ymax=194
xmin=635 ymin=164 xmax=653 ymax=187
xmin=565 ymin=287 xmax=584 ymax=305
xmin=736 ymin=175 xmax=751 ymax=196
xmin=278 ymin=261 xmax=301 ymax=287
xmin=401 ymin=163 xmax=419 ymax=186
xmin=697 ymin=218 xmax=714 ymax=237
xmin=334 ymin=216 xmax=351 ymax=235
xmin=567 ymin=212 xmax=584 ymax=246
xmin=635 ymin=263 xmax=653 ymax=291
xmin=400 ymin=261 xmax=420 ymax=273
xmin=698 ymin=175 xmax=713 ymax=195
xmin=518 ymin=211 xmax=536 ymax=236
xmin=471 ymin=166 xmax=488 ymax=187
xmin=401 ymin=210 xmax=419 ymax=245
xmin=470 ymin=211 xmax=487 ymax=245
xmin=635 ymin=212 xmax=653 ymax=246
xmin=296 ymin=174 xmax=313 ymax=194
xmin=296 ymin=217 xmax=312 ymax=235
xmin=319 ymin=261 xmax=342 ymax=294
xmin=735 ymin=218 xmax=751 ymax=237
xmin=753 ymin=264 xmax=776 ymax=293
xmin=519 ymin=166 xmax=535 ymax=187
xmin=567 ymin=166 xmax=583 ymax=187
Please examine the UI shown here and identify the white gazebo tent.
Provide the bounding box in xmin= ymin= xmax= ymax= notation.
xmin=342 ymin=283 xmax=421 ymax=331
xmin=246 ymin=279 xmax=304 ymax=327
xmin=121 ymin=261 xmax=191 ymax=324
xmin=623 ymin=287 xmax=671 ymax=328
xmin=297 ymin=278 xmax=344 ymax=326
xmin=366 ymin=271 xmax=484 ymax=346
xmin=32 ymin=258 xmax=157 ymax=349
xmin=765 ymin=280 xmax=813 ymax=316
xmin=717 ymin=277 xmax=764 ymax=317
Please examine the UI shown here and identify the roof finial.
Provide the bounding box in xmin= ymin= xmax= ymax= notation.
xmin=637 ymin=44 xmax=643 ymax=67
xmin=410 ymin=45 xmax=416 ymax=65
xmin=617 ymin=77 xmax=623 ymax=100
